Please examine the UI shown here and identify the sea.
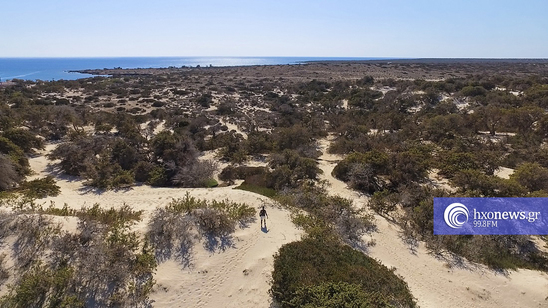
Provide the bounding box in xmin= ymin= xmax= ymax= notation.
xmin=0 ymin=57 xmax=390 ymax=82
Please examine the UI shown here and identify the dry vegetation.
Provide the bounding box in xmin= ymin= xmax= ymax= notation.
xmin=1 ymin=59 xmax=548 ymax=306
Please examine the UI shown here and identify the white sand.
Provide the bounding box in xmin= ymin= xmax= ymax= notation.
xmin=5 ymin=140 xmax=547 ymax=308
xmin=494 ymin=167 xmax=514 ymax=180
xmin=152 ymin=205 xmax=300 ymax=308
xmin=19 ymin=145 xmax=303 ymax=308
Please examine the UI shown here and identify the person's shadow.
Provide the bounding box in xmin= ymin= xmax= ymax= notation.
xmin=261 ymin=225 xmax=269 ymax=233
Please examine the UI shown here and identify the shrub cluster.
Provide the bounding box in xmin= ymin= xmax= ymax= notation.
xmin=17 ymin=176 xmax=61 ymax=199
xmin=220 ymin=150 xmax=322 ymax=192
xmin=147 ymin=193 xmax=255 ymax=260
xmin=271 ymin=237 xmax=416 ymax=308
xmin=278 ymin=184 xmax=375 ymax=248
xmin=396 ymin=186 xmax=548 ymax=271
xmin=48 ymin=130 xmax=217 ymax=190
xmin=0 ymin=206 xmax=155 ymax=307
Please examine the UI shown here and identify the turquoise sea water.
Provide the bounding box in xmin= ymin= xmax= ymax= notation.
xmin=0 ymin=57 xmax=391 ymax=81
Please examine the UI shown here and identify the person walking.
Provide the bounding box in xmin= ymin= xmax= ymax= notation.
xmin=259 ymin=206 xmax=268 ymax=228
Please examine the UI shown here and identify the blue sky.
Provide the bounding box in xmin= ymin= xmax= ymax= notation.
xmin=1 ymin=0 xmax=547 ymax=58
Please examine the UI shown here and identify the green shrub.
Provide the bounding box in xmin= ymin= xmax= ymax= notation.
xmin=147 ymin=166 xmax=168 ymax=187
xmin=132 ymin=161 xmax=156 ymax=183
xmin=268 ymin=150 xmax=322 ymax=189
xmin=0 ymin=262 xmax=81 ymax=308
xmin=332 ymin=150 xmax=389 ymax=182
xmin=204 ymin=178 xmax=218 ymax=188
xmin=166 ymin=193 xmax=207 ymax=214
xmin=510 ymin=162 xmax=548 ymax=192
xmin=148 ymin=193 xmax=255 ymax=261
xmin=193 ymin=208 xmax=234 ymax=236
xmin=437 ymin=151 xmax=479 ymax=178
xmin=235 ymin=183 xmax=277 ymax=198
xmin=18 ymin=176 xmax=61 ymax=199
xmin=110 ymin=169 xmax=134 ymax=188
xmin=271 ymin=238 xmax=416 ymax=308
xmin=41 ymin=202 xmax=76 ymax=217
xmin=0 ymin=137 xmax=30 ymax=177
xmin=0 ymin=210 xmax=156 ymax=307
xmin=1 ymin=128 xmax=44 ymax=153
xmin=369 ymin=190 xmax=399 ymax=216
xmin=278 ymin=185 xmax=375 ymax=245
xmin=290 ymin=212 xmax=333 ymax=240
xmin=209 ymin=199 xmax=256 ymax=223
xmin=460 ymin=85 xmax=487 ymax=97
xmin=288 ymin=281 xmax=380 ymax=308
xmin=76 ymin=203 xmax=142 ymax=228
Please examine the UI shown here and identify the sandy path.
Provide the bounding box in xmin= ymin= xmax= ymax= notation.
xmin=317 ymin=137 xmax=548 ymax=308
xmin=152 ymin=206 xmax=300 ymax=308
xmin=24 ymin=145 xmax=303 ymax=308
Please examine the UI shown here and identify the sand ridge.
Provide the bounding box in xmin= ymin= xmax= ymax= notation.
xmin=5 ymin=139 xmax=546 ymax=307
xmin=23 ymin=145 xmax=302 ymax=308
xmin=317 ymin=137 xmax=548 ymax=308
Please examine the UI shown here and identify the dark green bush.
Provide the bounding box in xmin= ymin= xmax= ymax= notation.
xmin=18 ymin=176 xmax=60 ymax=199
xmin=1 ymin=128 xmax=44 ymax=153
xmin=271 ymin=238 xmax=416 ymax=308
xmin=510 ymin=162 xmax=548 ymax=192
xmin=0 ymin=137 xmax=30 ymax=177
xmin=288 ymin=281 xmax=377 ymax=308
xmin=333 ymin=150 xmax=389 ymax=182
xmin=460 ymin=85 xmax=487 ymax=97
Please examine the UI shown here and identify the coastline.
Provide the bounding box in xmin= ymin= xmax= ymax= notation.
xmin=70 ymin=59 xmax=548 ymax=82
xmin=3 ymin=57 xmax=548 ymax=82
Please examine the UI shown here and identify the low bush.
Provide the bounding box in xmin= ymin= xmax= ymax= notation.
xmin=278 ymin=185 xmax=375 ymax=246
xmin=0 ymin=206 xmax=156 ymax=307
xmin=271 ymin=237 xmax=416 ymax=308
xmin=368 ymin=190 xmax=399 ymax=216
xmin=18 ymin=176 xmax=61 ymax=199
xmin=148 ymin=193 xmax=255 ymax=261
xmin=75 ymin=203 xmax=143 ymax=228
xmin=1 ymin=128 xmax=44 ymax=154
xmin=332 ymin=150 xmax=389 ymax=192
xmin=148 ymin=207 xmax=194 ymax=263
xmin=171 ymin=160 xmax=217 ymax=187
xmin=193 ymin=208 xmax=234 ymax=237
xmin=235 ymin=183 xmax=277 ymax=198
xmin=288 ymin=281 xmax=381 ymax=308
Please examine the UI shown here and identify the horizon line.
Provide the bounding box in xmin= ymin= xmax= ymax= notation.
xmin=1 ymin=56 xmax=548 ymax=60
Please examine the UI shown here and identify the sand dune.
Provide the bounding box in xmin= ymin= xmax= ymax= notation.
xmin=317 ymin=138 xmax=548 ymax=308
xmin=12 ymin=140 xmax=548 ymax=307
xmin=26 ymin=146 xmax=302 ymax=308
